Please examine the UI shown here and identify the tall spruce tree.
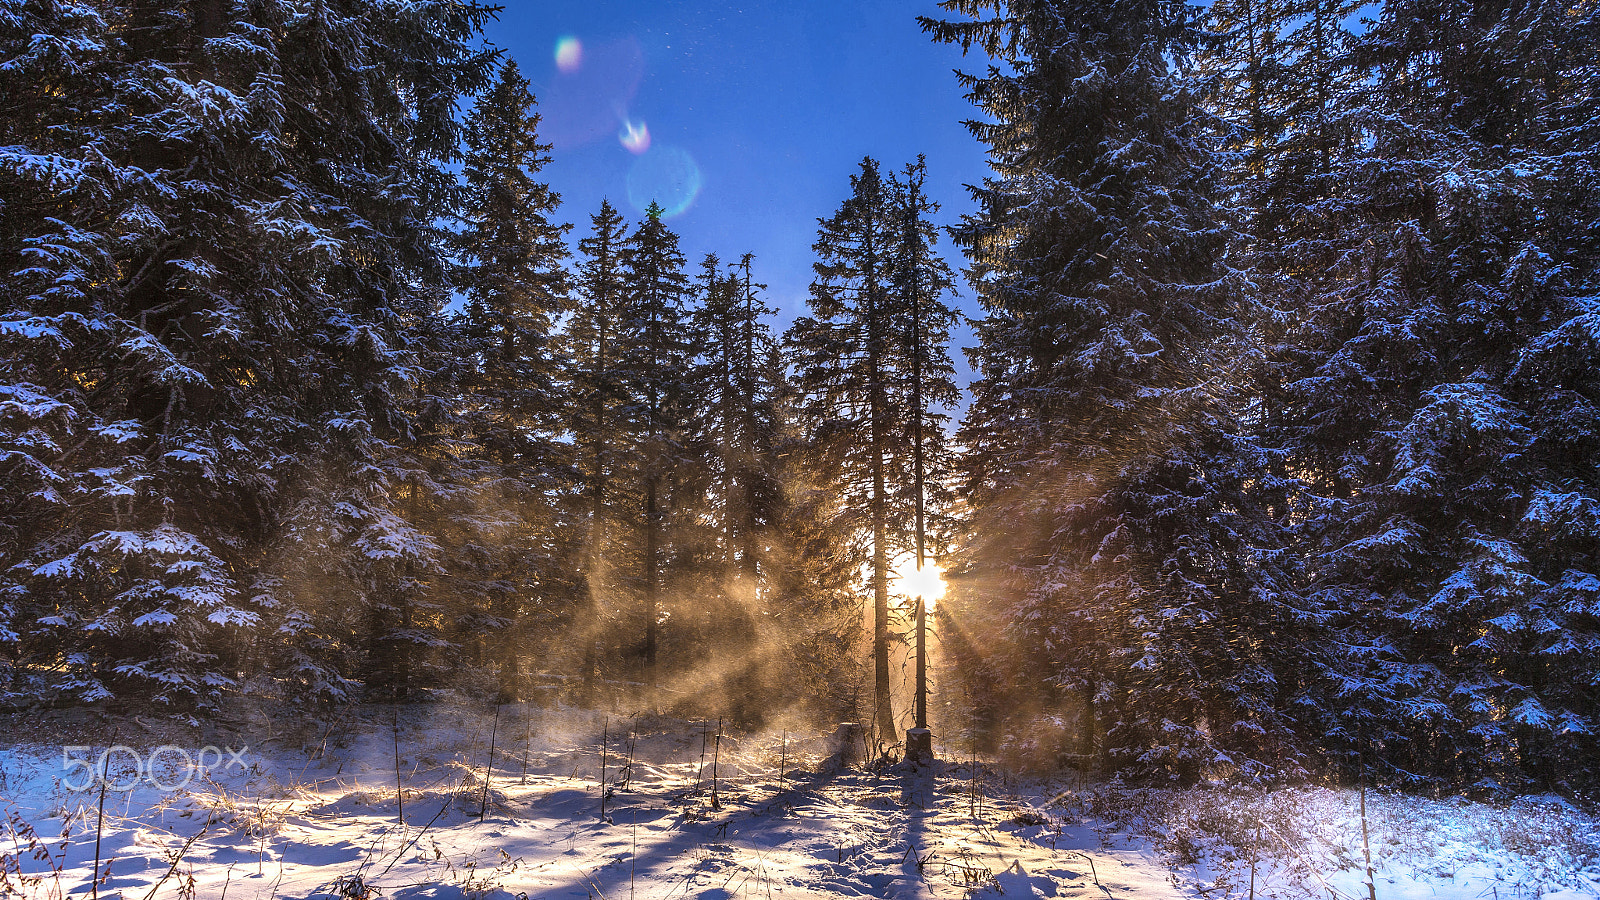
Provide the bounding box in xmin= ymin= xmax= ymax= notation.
xmin=458 ymin=60 xmax=570 ymax=471
xmin=566 ymin=199 xmax=633 ymax=704
xmin=687 ymin=253 xmax=785 ymax=719
xmin=620 ymin=202 xmax=693 ymax=701
xmin=1200 ymin=0 xmax=1365 ymax=766
xmin=725 ymin=254 xmax=782 ymax=596
xmin=0 ymin=0 xmax=122 ymax=693
xmin=788 ymin=157 xmax=962 ymax=741
xmin=789 ymin=158 xmax=901 ymax=739
xmin=454 ymin=59 xmax=572 ymax=702
xmin=925 ymin=0 xmax=1304 ymax=779
xmin=888 ymin=158 xmax=962 ymax=573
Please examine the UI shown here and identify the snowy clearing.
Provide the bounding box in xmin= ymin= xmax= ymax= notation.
xmin=1 ymin=703 xmax=1596 ymax=900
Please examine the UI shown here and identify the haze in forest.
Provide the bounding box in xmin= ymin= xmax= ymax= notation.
xmin=1 ymin=0 xmax=1597 ymax=804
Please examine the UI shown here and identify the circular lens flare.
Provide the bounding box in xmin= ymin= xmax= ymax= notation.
xmin=891 ymin=559 xmax=946 ymax=608
xmin=626 ymin=146 xmax=702 ymax=218
xmin=618 ymin=118 xmax=651 ymax=154
xmin=554 ymin=36 xmax=583 ymax=74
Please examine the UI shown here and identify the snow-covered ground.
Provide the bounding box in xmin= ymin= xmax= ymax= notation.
xmin=0 ymin=702 xmax=1595 ymax=900
xmin=1037 ymin=782 xmax=1600 ymax=900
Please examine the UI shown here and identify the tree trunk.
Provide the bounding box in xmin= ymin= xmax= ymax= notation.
xmin=581 ymin=323 xmax=609 ymax=708
xmin=1079 ymin=678 xmax=1097 ymax=766
xmin=908 ymin=173 xmax=928 ymax=732
xmin=580 ymin=573 xmax=598 ymax=707
xmin=741 ymin=480 xmax=759 ymax=586
xmin=871 ymin=459 xmax=891 ymax=740
xmin=644 ymin=471 xmax=660 ymax=703
xmin=740 ymin=268 xmax=761 ymax=591
xmin=868 ymin=295 xmax=893 ymax=741
xmin=497 ymin=629 xmax=521 ymax=703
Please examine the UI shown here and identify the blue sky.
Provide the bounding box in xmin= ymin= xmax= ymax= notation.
xmin=484 ymin=0 xmax=990 ymax=376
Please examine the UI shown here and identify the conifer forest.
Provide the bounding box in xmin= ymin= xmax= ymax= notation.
xmin=1 ymin=2 xmax=1599 ymax=898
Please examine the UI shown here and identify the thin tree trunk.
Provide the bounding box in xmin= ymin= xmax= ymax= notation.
xmin=644 ymin=289 xmax=662 ymax=705
xmin=741 ymin=481 xmax=760 ymax=585
xmin=867 ymin=260 xmax=893 ymax=740
xmin=582 ymin=321 xmax=609 ymax=708
xmin=496 ymin=324 xmax=520 ymax=704
xmin=644 ymin=471 xmax=660 ymax=701
xmin=722 ymin=354 xmax=737 ymax=569
xmin=739 ymin=261 xmax=762 ymax=591
xmin=1079 ymin=678 xmax=1096 ymax=764
xmin=397 ymin=593 xmax=413 ymax=699
xmin=496 ymin=595 xmax=520 ymax=703
xmin=909 ymin=172 xmax=928 ymax=732
xmin=396 ymin=480 xmax=420 ymax=698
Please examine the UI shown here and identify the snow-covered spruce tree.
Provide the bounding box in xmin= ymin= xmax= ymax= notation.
xmin=788 ymin=158 xmax=902 ymax=742
xmin=886 ymin=158 xmax=963 ymax=570
xmin=450 ymin=59 xmax=574 ymax=702
xmin=1205 ymin=0 xmax=1360 ymax=265
xmin=682 ymin=253 xmax=787 ymax=721
xmin=786 ymin=157 xmax=962 ymax=743
xmin=0 ymin=0 xmax=119 ymax=695
xmin=0 ymin=0 xmax=496 ymax=706
xmin=565 ymin=199 xmax=634 ymax=705
xmin=691 ymin=256 xmax=781 ymax=603
xmin=619 ymin=202 xmax=695 ymax=702
xmin=923 ymin=0 xmax=1305 ymax=780
xmin=1272 ymin=0 xmax=1600 ymax=790
xmin=1198 ymin=0 xmax=1368 ymax=767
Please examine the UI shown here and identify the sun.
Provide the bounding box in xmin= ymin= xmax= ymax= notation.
xmin=890 ymin=558 xmax=946 ymax=608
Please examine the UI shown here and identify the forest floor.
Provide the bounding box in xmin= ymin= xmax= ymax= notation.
xmin=0 ymin=699 xmax=1596 ymax=900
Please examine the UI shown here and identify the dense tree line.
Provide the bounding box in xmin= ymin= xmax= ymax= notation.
xmin=926 ymin=0 xmax=1600 ymax=793
xmin=0 ymin=1 xmax=957 ymax=736
xmin=2 ymin=0 xmax=1596 ymax=796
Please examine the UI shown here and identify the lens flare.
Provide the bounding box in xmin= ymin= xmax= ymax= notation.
xmin=626 ymin=146 xmax=702 ymax=218
xmin=618 ymin=118 xmax=651 ymax=154
xmin=543 ymin=36 xmax=644 ymax=149
xmin=554 ymin=36 xmax=583 ymax=74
